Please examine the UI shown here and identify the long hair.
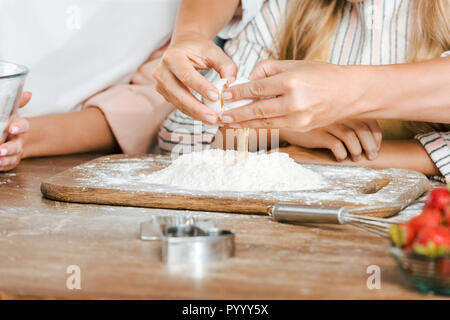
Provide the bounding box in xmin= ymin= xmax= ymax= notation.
xmin=276 ymin=0 xmax=450 ymax=133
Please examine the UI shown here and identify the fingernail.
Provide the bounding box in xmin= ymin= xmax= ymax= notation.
xmin=204 ymin=114 xmax=218 ymax=124
xmin=229 ymin=123 xmax=240 ymax=128
xmin=368 ymin=152 xmax=378 ymax=160
xmin=11 ymin=127 xmax=19 ymax=134
xmin=0 ymin=149 xmax=6 ymax=156
xmin=222 ymin=91 xmax=232 ymax=101
xmin=206 ymin=91 xmax=219 ymax=101
xmin=222 ymin=116 xmax=233 ymax=123
xmin=352 ymin=155 xmax=362 ymax=162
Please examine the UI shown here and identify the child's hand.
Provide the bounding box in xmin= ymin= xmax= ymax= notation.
xmin=280 ymin=120 xmax=382 ymax=162
xmin=0 ymin=92 xmax=31 ymax=172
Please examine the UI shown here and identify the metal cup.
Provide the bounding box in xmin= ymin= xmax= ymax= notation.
xmin=0 ymin=61 xmax=29 ymax=144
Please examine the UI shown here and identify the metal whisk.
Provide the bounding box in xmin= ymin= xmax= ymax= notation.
xmin=268 ymin=203 xmax=406 ymax=237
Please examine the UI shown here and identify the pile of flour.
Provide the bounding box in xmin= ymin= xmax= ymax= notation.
xmin=145 ymin=149 xmax=323 ymax=192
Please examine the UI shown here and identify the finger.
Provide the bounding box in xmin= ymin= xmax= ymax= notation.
xmin=222 ymin=75 xmax=286 ymax=103
xmin=19 ymin=92 xmax=32 ymax=108
xmin=8 ymin=118 xmax=29 ymax=135
xmin=364 ymin=120 xmax=382 ymax=151
xmin=0 ymin=155 xmax=19 ymax=170
xmin=163 ymin=53 xmax=221 ymax=102
xmin=345 ymin=121 xmax=379 ymax=160
xmin=227 ymin=112 xmax=312 ymax=131
xmin=0 ymin=137 xmax=23 ymax=156
xmin=249 ymin=60 xmax=295 ymax=80
xmin=206 ymin=46 xmax=238 ymax=80
xmin=327 ymin=125 xmax=362 ymax=161
xmin=154 ymin=67 xmax=219 ymax=124
xmin=221 ymin=97 xmax=291 ymax=123
xmin=326 ymin=137 xmax=348 ymax=161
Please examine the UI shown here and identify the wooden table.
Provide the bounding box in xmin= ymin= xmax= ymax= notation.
xmin=0 ymin=154 xmax=444 ymax=299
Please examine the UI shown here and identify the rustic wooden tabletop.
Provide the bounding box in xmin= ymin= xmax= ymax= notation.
xmin=0 ymin=154 xmax=444 ymax=299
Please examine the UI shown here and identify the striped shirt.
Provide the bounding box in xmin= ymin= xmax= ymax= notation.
xmin=159 ymin=0 xmax=450 ymax=181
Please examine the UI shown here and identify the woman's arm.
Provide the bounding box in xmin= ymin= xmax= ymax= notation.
xmin=173 ymin=0 xmax=240 ymax=40
xmin=23 ymin=108 xmax=119 ymax=158
xmin=358 ymin=57 xmax=450 ymax=123
xmin=280 ymin=140 xmax=439 ymax=176
xmin=221 ymin=57 xmax=450 ymax=131
xmin=153 ymin=0 xmax=240 ymax=124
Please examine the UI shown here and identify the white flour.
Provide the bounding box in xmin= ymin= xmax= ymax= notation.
xmin=145 ymin=149 xmax=323 ymax=192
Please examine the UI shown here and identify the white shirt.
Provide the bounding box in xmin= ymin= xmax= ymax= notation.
xmin=0 ymin=0 xmax=180 ymax=117
xmin=0 ymin=0 xmax=263 ymax=117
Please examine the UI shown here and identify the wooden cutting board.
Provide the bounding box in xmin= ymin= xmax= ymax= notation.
xmin=40 ymin=154 xmax=430 ymax=218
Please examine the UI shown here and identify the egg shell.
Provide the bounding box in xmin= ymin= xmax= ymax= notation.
xmin=203 ymin=78 xmax=229 ymax=115
xmin=224 ymin=78 xmax=254 ymax=111
xmin=203 ymin=78 xmax=254 ymax=116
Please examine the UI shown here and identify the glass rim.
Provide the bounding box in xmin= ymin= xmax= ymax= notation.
xmin=0 ymin=61 xmax=29 ymax=79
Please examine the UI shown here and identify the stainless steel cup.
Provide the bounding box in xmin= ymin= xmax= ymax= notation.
xmin=0 ymin=61 xmax=29 ymax=144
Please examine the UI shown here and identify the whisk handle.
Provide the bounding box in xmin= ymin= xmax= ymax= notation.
xmin=269 ymin=204 xmax=348 ymax=224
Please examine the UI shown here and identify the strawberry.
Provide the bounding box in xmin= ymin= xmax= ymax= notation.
xmin=444 ymin=205 xmax=450 ymax=226
xmin=409 ymin=207 xmax=442 ymax=232
xmin=389 ymin=223 xmax=415 ymax=248
xmin=413 ymin=226 xmax=450 ymax=258
xmin=425 ymin=187 xmax=449 ymax=211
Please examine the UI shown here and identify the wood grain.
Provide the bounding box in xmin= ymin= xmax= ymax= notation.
xmin=41 ymin=154 xmax=430 ymax=218
xmin=0 ymin=154 xmax=446 ymax=299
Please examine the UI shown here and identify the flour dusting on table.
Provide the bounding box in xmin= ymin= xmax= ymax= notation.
xmin=144 ymin=150 xmax=323 ymax=192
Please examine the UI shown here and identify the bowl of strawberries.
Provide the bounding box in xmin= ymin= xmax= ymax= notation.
xmin=389 ymin=186 xmax=450 ymax=295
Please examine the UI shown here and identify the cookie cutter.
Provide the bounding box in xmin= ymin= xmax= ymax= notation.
xmin=140 ymin=215 xmax=215 ymax=241
xmin=162 ymin=225 xmax=235 ymax=264
xmin=140 ymin=215 xmax=235 ymax=264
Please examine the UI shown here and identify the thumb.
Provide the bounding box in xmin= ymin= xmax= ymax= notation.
xmin=207 ymin=46 xmax=238 ymax=80
xmin=19 ymin=92 xmax=32 ymax=108
xmin=249 ymin=60 xmax=294 ymax=80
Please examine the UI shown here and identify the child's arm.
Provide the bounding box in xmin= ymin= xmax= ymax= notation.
xmin=280 ymin=140 xmax=439 ymax=177
xmin=23 ymin=108 xmax=119 ymax=158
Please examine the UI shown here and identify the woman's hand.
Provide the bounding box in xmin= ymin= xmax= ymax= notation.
xmin=153 ymin=32 xmax=237 ymax=124
xmin=0 ymin=92 xmax=31 ymax=172
xmin=220 ymin=60 xmax=371 ymax=131
xmin=280 ymin=119 xmax=382 ymax=161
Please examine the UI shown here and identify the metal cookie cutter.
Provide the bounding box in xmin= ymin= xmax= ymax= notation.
xmin=140 ymin=215 xmax=235 ymax=264
xmin=162 ymin=225 xmax=235 ymax=264
xmin=140 ymin=215 xmax=215 ymax=241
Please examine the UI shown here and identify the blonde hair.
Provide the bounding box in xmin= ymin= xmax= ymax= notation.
xmin=277 ymin=0 xmax=450 ymax=61
xmin=276 ymin=0 xmax=450 ymax=133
